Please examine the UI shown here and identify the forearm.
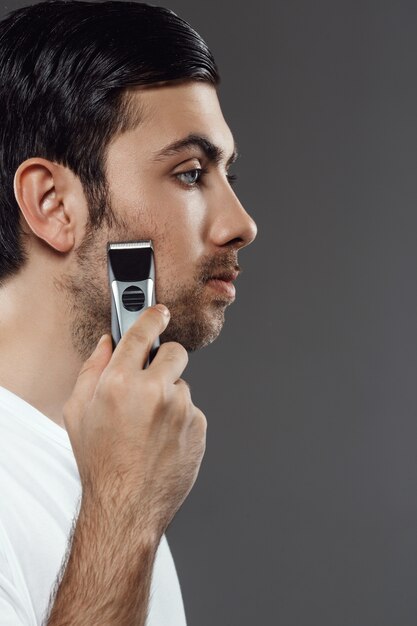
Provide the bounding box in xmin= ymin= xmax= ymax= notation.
xmin=45 ymin=489 xmax=160 ymax=626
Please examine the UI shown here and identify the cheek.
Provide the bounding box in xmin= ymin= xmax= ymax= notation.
xmin=159 ymin=221 xmax=197 ymax=267
xmin=154 ymin=217 xmax=205 ymax=287
xmin=155 ymin=197 xmax=207 ymax=254
xmin=116 ymin=178 xmax=209 ymax=278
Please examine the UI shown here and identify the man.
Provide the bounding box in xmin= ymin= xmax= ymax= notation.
xmin=0 ymin=1 xmax=257 ymax=624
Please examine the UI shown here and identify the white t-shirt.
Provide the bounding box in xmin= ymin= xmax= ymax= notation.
xmin=0 ymin=385 xmax=187 ymax=626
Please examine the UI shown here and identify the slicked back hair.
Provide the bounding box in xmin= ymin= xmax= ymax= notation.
xmin=0 ymin=0 xmax=219 ymax=284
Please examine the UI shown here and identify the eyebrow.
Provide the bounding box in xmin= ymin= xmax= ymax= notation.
xmin=151 ymin=133 xmax=239 ymax=166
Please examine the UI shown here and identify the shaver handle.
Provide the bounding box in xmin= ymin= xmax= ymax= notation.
xmin=110 ymin=279 xmax=160 ymax=368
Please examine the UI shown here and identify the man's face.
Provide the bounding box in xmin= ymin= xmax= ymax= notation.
xmin=57 ymin=82 xmax=257 ymax=360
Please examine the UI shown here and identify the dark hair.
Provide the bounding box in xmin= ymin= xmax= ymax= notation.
xmin=0 ymin=0 xmax=219 ymax=284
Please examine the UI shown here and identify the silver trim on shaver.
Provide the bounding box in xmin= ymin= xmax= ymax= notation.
xmin=107 ymin=240 xmax=159 ymax=367
xmin=109 ymin=241 xmax=152 ymax=249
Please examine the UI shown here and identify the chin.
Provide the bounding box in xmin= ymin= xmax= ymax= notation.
xmin=183 ymin=332 xmax=220 ymax=353
xmin=160 ymin=305 xmax=225 ymax=352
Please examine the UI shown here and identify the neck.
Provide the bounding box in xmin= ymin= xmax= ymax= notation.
xmin=0 ymin=266 xmax=82 ymax=429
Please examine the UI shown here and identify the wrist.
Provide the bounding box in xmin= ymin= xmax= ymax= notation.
xmin=80 ymin=484 xmax=162 ymax=551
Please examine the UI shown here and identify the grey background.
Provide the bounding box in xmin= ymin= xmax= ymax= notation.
xmin=2 ymin=1 xmax=417 ymax=625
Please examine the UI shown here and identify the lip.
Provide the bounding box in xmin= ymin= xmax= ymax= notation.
xmin=209 ymin=271 xmax=239 ymax=282
xmin=206 ymin=278 xmax=236 ymax=299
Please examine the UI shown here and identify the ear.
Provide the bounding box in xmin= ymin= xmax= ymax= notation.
xmin=13 ymin=158 xmax=79 ymax=253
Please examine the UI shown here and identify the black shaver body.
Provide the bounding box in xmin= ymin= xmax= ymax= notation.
xmin=107 ymin=240 xmax=159 ymax=367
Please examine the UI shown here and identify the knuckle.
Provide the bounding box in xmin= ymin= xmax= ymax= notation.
xmin=195 ymin=408 xmax=207 ymax=433
xmin=145 ymin=375 xmax=170 ymax=406
xmin=104 ymin=367 xmax=128 ymax=396
xmin=144 ymin=375 xmax=161 ymax=398
xmin=129 ymin=328 xmax=151 ymax=349
xmin=192 ymin=405 xmax=207 ymax=439
xmin=177 ymin=377 xmax=191 ymax=394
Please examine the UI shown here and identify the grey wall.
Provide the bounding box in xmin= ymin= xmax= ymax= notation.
xmin=2 ymin=1 xmax=417 ymax=624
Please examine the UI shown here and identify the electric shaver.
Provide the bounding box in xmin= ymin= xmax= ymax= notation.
xmin=107 ymin=240 xmax=159 ymax=367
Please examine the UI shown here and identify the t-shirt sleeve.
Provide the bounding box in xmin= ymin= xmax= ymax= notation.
xmin=0 ymin=532 xmax=33 ymax=626
xmin=0 ymin=571 xmax=28 ymax=625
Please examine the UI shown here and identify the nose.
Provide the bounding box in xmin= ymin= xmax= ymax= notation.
xmin=210 ymin=183 xmax=258 ymax=251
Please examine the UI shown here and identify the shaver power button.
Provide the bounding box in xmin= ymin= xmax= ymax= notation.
xmin=121 ymin=286 xmax=145 ymax=311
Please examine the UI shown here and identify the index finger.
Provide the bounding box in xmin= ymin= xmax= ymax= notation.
xmin=108 ymin=304 xmax=170 ymax=372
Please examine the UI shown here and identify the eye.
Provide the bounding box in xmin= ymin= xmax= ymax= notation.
xmin=227 ymin=173 xmax=238 ymax=187
xmin=175 ymin=168 xmax=207 ymax=186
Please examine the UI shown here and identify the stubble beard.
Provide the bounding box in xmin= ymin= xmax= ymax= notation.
xmin=54 ymin=202 xmax=229 ymax=363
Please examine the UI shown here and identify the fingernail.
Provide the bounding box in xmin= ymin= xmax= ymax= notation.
xmin=155 ymin=304 xmax=170 ymax=317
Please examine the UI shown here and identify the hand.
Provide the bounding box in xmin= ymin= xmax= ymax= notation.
xmin=63 ymin=304 xmax=207 ymax=537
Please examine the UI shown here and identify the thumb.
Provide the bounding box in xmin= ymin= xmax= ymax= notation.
xmin=63 ymin=334 xmax=112 ymax=424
